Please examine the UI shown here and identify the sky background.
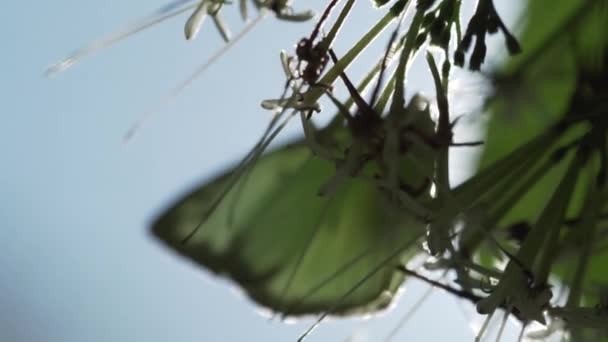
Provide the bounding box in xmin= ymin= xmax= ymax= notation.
xmin=1 ymin=1 xmax=527 ymax=341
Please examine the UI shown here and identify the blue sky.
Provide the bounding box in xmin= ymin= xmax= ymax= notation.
xmin=1 ymin=1 xmax=525 ymax=341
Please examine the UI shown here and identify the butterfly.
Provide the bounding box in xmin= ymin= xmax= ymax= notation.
xmin=148 ymin=0 xmax=482 ymax=333
xmin=150 ymin=137 xmax=429 ymax=316
xmin=149 ymin=0 xmax=447 ymax=321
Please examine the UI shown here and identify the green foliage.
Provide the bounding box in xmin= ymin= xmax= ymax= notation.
xmin=472 ymin=0 xmax=608 ymax=338
xmin=150 ymin=0 xmax=608 ymax=339
xmin=151 ymin=0 xmax=608 ymax=340
xmin=50 ymin=0 xmax=608 ymax=340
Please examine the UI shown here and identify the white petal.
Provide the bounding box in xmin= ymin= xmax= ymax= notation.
xmin=184 ymin=1 xmax=209 ymax=40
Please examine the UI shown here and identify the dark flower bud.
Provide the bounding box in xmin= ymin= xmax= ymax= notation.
xmin=504 ymin=32 xmax=522 ymax=55
xmin=442 ymin=60 xmax=451 ymax=77
xmin=454 ymin=49 xmax=465 ymax=67
xmin=296 ymin=38 xmax=312 ymax=61
xmin=469 ymin=38 xmax=486 ymax=70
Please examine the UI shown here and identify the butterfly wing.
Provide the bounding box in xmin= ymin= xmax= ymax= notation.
xmin=151 ymin=140 xmax=426 ymax=315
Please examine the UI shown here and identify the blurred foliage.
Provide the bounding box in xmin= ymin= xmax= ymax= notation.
xmin=473 ymin=0 xmax=608 ymax=339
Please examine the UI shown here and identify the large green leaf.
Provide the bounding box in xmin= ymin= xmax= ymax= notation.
xmin=466 ymin=0 xmax=608 ymax=336
xmin=151 ymin=140 xmax=427 ymax=315
xmin=477 ymin=0 xmax=608 ymax=274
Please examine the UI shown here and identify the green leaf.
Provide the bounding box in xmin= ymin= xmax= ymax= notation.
xmin=472 ymin=0 xmax=607 ymax=239
xmin=475 ymin=0 xmax=608 ymax=256
xmin=151 ymin=140 xmax=426 ymax=315
xmin=465 ymin=0 xmax=608 ymax=335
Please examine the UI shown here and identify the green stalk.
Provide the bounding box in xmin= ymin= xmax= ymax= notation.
xmin=302 ymin=0 xmax=410 ymax=107
xmin=322 ymin=36 xmax=406 ymax=132
xmin=446 ymin=129 xmax=562 ymax=212
xmin=423 ymin=52 xmax=452 ymax=255
xmin=459 ymin=154 xmax=563 ymax=255
xmin=521 ymin=148 xmax=587 ymax=277
xmin=317 ymin=0 xmax=357 ymax=52
xmin=426 ymin=52 xmax=450 ymax=194
xmin=373 ymin=69 xmax=397 ymax=114
xmin=476 ymin=143 xmax=587 ymax=320
xmin=566 ymin=174 xmax=604 ymax=307
xmin=389 ymin=8 xmax=425 ymax=115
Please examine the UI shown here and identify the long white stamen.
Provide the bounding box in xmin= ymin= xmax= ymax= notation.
xmin=211 ymin=11 xmax=232 ymax=42
xmin=475 ymin=309 xmax=496 ymax=342
xmin=495 ymin=309 xmax=509 ymax=342
xmin=123 ymin=11 xmax=268 ymax=142
xmin=384 ymin=281 xmax=436 ymax=341
xmin=184 ymin=0 xmax=209 ymax=40
xmin=45 ymin=0 xmax=200 ymax=77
